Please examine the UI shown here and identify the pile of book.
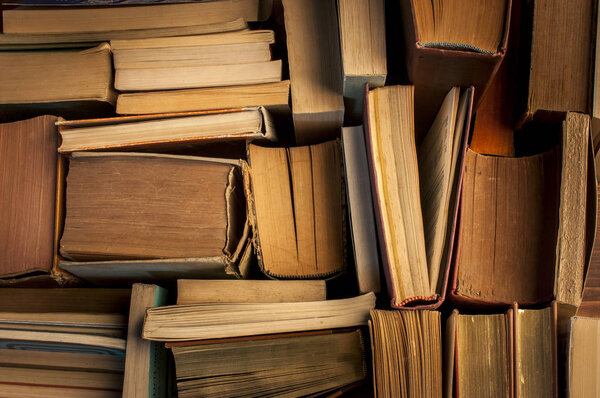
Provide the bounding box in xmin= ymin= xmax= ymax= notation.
xmin=0 ymin=0 xmax=599 ymax=396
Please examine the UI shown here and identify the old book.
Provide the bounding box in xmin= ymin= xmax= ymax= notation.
xmin=399 ymin=0 xmax=510 ymax=139
xmin=57 ymin=107 xmax=276 ymax=153
xmin=369 ymin=310 xmax=441 ymax=397
xmin=0 ymin=349 xmax=124 ymax=373
xmin=248 ymin=140 xmax=345 ymax=279
xmin=2 ymin=0 xmax=265 ymax=34
xmin=364 ymin=85 xmax=472 ymax=308
xmin=519 ymin=0 xmax=594 ymax=125
xmin=123 ymin=284 xmax=168 ymax=398
xmin=338 ymin=0 xmax=387 ymax=122
xmin=0 ymin=44 xmax=115 ymax=121
xmin=451 ymin=112 xmax=594 ymax=308
xmin=341 ymin=126 xmax=380 ymax=294
xmin=59 ymin=152 xmax=250 ymax=281
xmin=514 ymin=304 xmax=558 ymax=398
xmin=116 ymin=81 xmax=290 ymax=115
xmin=566 ymin=316 xmax=600 ymax=396
xmin=446 ymin=309 xmax=513 ymax=398
xmin=0 ymin=116 xmax=73 ymax=285
xmin=176 ymin=280 xmax=327 ymax=304
xmin=282 ymin=0 xmax=344 ymax=144
xmin=0 ymin=367 xmax=123 ymax=393
xmin=142 ymin=292 xmax=376 ymax=342
xmin=0 ymin=19 xmax=248 ymax=50
xmin=168 ymin=329 xmax=366 ymax=398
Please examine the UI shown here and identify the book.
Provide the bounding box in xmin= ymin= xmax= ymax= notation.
xmin=566 ymin=316 xmax=600 ymax=397
xmin=337 ymin=0 xmax=387 ymax=123
xmin=0 ymin=18 xmax=248 ymax=50
xmin=282 ymin=0 xmax=344 ymax=144
xmin=248 ymin=140 xmax=345 ymax=279
xmin=2 ymin=0 xmax=265 ymax=34
xmin=399 ymin=0 xmax=510 ymax=138
xmin=364 ymin=85 xmax=472 ymax=308
xmin=0 ymin=349 xmax=125 ymax=373
xmin=116 ymin=81 xmax=290 ymax=116
xmin=0 ymin=116 xmax=76 ymax=286
xmin=341 ymin=126 xmax=381 ymax=294
xmin=59 ymin=152 xmax=251 ymax=282
xmin=451 ymin=112 xmax=595 ymax=309
xmin=123 ymin=284 xmax=168 ymax=398
xmin=57 ymin=107 xmax=276 ymax=153
xmin=518 ymin=0 xmax=594 ymax=125
xmin=142 ymin=292 xmax=376 ymax=341
xmin=0 ymin=43 xmax=115 ymax=121
xmin=369 ymin=309 xmax=441 ymax=397
xmin=176 ymin=280 xmax=327 ymax=304
xmin=168 ymin=329 xmax=366 ymax=398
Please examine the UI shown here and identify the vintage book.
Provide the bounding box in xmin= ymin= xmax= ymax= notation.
xmin=566 ymin=316 xmax=600 ymax=396
xmin=0 ymin=349 xmax=125 ymax=373
xmin=168 ymin=329 xmax=366 ymax=398
xmin=364 ymin=85 xmax=472 ymax=308
xmin=369 ymin=310 xmax=441 ymax=397
xmin=2 ymin=0 xmax=265 ymax=34
xmin=59 ymin=152 xmax=251 ymax=282
xmin=123 ymin=284 xmax=168 ymax=398
xmin=518 ymin=0 xmax=594 ymax=125
xmin=399 ymin=0 xmax=510 ymax=139
xmin=0 ymin=116 xmax=76 ymax=286
xmin=111 ymin=29 xmax=274 ymax=69
xmin=338 ymin=0 xmax=387 ymax=122
xmin=451 ymin=112 xmax=595 ymax=308
xmin=142 ymin=292 xmax=376 ymax=341
xmin=341 ymin=126 xmax=380 ymax=294
xmin=176 ymin=280 xmax=327 ymax=304
xmin=248 ymin=140 xmax=345 ymax=279
xmin=282 ymin=0 xmax=344 ymax=144
xmin=116 ymin=81 xmax=290 ymax=115
xmin=445 ymin=309 xmax=513 ymax=397
xmin=0 ymin=44 xmax=115 ymax=121
xmin=577 ymin=180 xmax=600 ymax=318
xmin=0 ymin=18 xmax=248 ymax=50
xmin=57 ymin=107 xmax=276 ymax=153
xmin=0 ymin=288 xmax=131 ymax=314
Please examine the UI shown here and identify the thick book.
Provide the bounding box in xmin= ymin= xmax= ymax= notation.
xmin=2 ymin=0 xmax=265 ymax=34
xmin=123 ymin=284 xmax=168 ymax=398
xmin=363 ymin=85 xmax=473 ymax=308
xmin=116 ymin=80 xmax=290 ymax=116
xmin=176 ymin=280 xmax=327 ymax=304
xmin=0 ymin=44 xmax=115 ymax=121
xmin=142 ymin=292 xmax=376 ymax=342
xmin=57 ymin=107 xmax=276 ymax=153
xmin=446 ymin=304 xmax=557 ymax=398
xmin=0 ymin=116 xmax=77 ymax=286
xmin=399 ymin=0 xmax=511 ymax=139
xmin=518 ymin=0 xmax=594 ymax=126
xmin=341 ymin=126 xmax=381 ymax=294
xmin=247 ymin=140 xmax=346 ymax=279
xmin=58 ymin=152 xmax=252 ymax=283
xmin=450 ymin=112 xmax=596 ymax=310
xmin=369 ymin=309 xmax=441 ymax=397
xmin=282 ymin=0 xmax=344 ymax=144
xmin=338 ymin=0 xmax=387 ymax=123
xmin=566 ymin=316 xmax=600 ymax=397
xmin=167 ymin=329 xmax=366 ymax=398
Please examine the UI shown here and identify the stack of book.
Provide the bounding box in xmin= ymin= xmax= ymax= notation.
xmin=0 ymin=0 xmax=599 ymax=396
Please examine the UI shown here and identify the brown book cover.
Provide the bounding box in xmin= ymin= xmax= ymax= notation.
xmin=363 ymin=84 xmax=474 ymax=309
xmin=399 ymin=0 xmax=511 ymax=140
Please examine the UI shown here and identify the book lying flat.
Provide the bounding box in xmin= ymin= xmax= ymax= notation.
xmin=57 ymin=107 xmax=276 ymax=153
xmin=364 ymin=85 xmax=473 ymax=308
xmin=59 ymin=152 xmax=251 ymax=282
xmin=0 ymin=44 xmax=115 ymax=121
xmin=248 ymin=140 xmax=346 ymax=279
xmin=169 ymin=329 xmax=366 ymax=398
xmin=2 ymin=0 xmax=265 ymax=34
xmin=142 ymin=292 xmax=376 ymax=342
